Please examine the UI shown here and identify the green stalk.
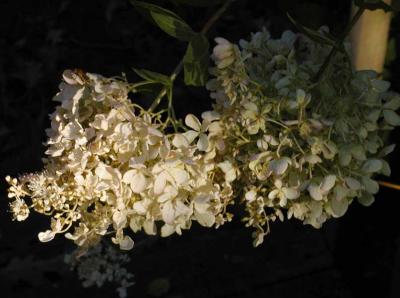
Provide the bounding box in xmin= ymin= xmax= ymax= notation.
xmin=148 ymin=0 xmax=234 ymax=112
xmin=314 ymin=6 xmax=365 ymax=82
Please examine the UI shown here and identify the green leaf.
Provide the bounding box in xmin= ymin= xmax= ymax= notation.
xmin=268 ymin=158 xmax=290 ymax=176
xmin=345 ymin=177 xmax=361 ymax=190
xmin=371 ymin=79 xmax=390 ymax=92
xmin=380 ymin=160 xmax=391 ymax=176
xmin=351 ymin=144 xmax=367 ymax=160
xmin=354 ymin=0 xmax=396 ymax=12
xmin=321 ymin=175 xmax=336 ymax=192
xmin=133 ymin=68 xmax=172 ymax=86
xmin=330 ymin=197 xmax=349 ymax=218
xmin=383 ymin=109 xmax=400 ymax=126
xmin=282 ymin=187 xmax=300 ymax=200
xmin=308 ymin=184 xmax=323 ymax=201
xmin=357 ymin=192 xmax=375 ymax=207
xmin=171 ymin=0 xmax=226 ymax=7
xmin=383 ymin=96 xmax=400 ymax=110
xmin=339 ymin=147 xmax=352 ymax=166
xmin=378 ymin=144 xmax=396 ymax=157
xmin=131 ymin=0 xmax=195 ymax=41
xmin=361 ymin=176 xmax=379 ymax=194
xmin=366 ymin=109 xmax=381 ymax=122
xmin=362 ymin=159 xmax=383 ymax=173
xmin=183 ymin=33 xmax=210 ymax=86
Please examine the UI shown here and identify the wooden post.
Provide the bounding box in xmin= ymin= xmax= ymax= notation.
xmin=350 ymin=1 xmax=393 ymax=73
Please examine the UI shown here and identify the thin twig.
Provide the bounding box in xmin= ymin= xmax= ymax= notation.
xmin=148 ymin=0 xmax=234 ymax=112
xmin=379 ymin=180 xmax=400 ymax=191
xmin=314 ymin=7 xmax=365 ymax=82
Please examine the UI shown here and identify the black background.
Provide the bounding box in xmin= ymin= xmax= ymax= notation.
xmin=1 ymin=1 xmax=400 ymax=297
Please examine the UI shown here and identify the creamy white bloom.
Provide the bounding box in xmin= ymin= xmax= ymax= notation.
xmin=6 ymin=69 xmax=234 ymax=250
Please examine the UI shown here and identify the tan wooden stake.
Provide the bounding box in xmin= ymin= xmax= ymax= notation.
xmin=350 ymin=0 xmax=393 ymax=74
xmin=379 ymin=181 xmax=400 ymax=191
xmin=350 ymin=2 xmax=399 ymax=191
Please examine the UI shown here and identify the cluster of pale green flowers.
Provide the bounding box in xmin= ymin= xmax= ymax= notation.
xmin=6 ymin=28 xmax=400 ymax=250
xmin=205 ymin=28 xmax=400 ymax=246
xmin=6 ymin=69 xmax=234 ymax=250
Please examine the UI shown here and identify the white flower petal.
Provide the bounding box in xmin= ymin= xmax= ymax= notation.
xmin=95 ymin=165 xmax=113 ymax=180
xmin=95 ymin=181 xmax=110 ymax=192
xmin=345 ymin=177 xmax=361 ymax=190
xmin=120 ymin=235 xmax=134 ymax=250
xmin=330 ymin=198 xmax=348 ymax=218
xmin=334 ymin=185 xmax=349 ymax=200
xmin=195 ymin=210 xmax=215 ymax=227
xmin=245 ymin=190 xmax=257 ymax=202
xmin=38 ymin=230 xmax=55 ymax=242
xmin=170 ymin=168 xmax=189 ymax=186
xmin=172 ymin=134 xmax=189 ymax=148
xmin=129 ymin=156 xmax=147 ymax=168
xmin=182 ymin=130 xmax=198 ymax=144
xmin=174 ymin=200 xmax=191 ymax=216
xmin=208 ymin=122 xmax=223 ymax=136
xmin=62 ymin=69 xmax=78 ymax=85
xmin=242 ymin=101 xmax=258 ymax=113
xmin=253 ymin=232 xmax=265 ymax=247
xmin=321 ymin=175 xmax=336 ymax=192
xmin=197 ymin=134 xmax=209 ymax=151
xmin=130 ymin=172 xmax=148 ymax=193
xmin=201 ymin=110 xmax=220 ymax=122
xmin=154 ymin=172 xmax=167 ymax=195
xmin=185 ymin=114 xmax=201 ymax=131
xmin=133 ymin=201 xmax=147 ymax=215
xmin=143 ymin=220 xmax=157 ymax=235
xmin=161 ymin=201 xmax=175 ymax=224
xmin=158 ymin=185 xmax=178 ymax=202
xmin=122 ymin=169 xmax=137 ymax=183
xmin=218 ymin=161 xmax=236 ymax=182
xmin=45 ymin=143 xmax=64 ymax=157
xmin=194 ymin=195 xmax=210 ymax=213
xmin=308 ymin=184 xmax=323 ymax=201
xmin=268 ymin=189 xmax=279 ymax=200
xmin=147 ymin=127 xmax=163 ymax=137
xmin=282 ymin=187 xmax=300 ymax=200
xmin=112 ymin=211 xmax=127 ymax=229
xmin=215 ymin=37 xmax=231 ymax=46
xmin=213 ymin=44 xmax=233 ymax=60
xmin=303 ymin=154 xmax=322 ymax=164
xmin=268 ymin=159 xmax=289 ymax=176
xmin=161 ymin=224 xmax=175 ymax=237
xmin=274 ymin=179 xmax=283 ymax=189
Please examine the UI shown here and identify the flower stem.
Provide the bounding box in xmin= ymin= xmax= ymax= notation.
xmin=314 ymin=6 xmax=365 ymax=82
xmin=378 ymin=180 xmax=400 ymax=191
xmin=148 ymin=0 xmax=234 ymax=112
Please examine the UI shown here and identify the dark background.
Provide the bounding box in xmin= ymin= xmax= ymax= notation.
xmin=1 ymin=0 xmax=400 ymax=297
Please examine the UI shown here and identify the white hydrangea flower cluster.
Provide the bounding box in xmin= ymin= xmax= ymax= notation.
xmin=6 ymin=69 xmax=234 ymax=250
xmin=206 ymin=29 xmax=400 ymax=246
xmin=5 ymin=29 xmax=400 ymax=250
xmin=65 ymin=242 xmax=134 ymax=298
